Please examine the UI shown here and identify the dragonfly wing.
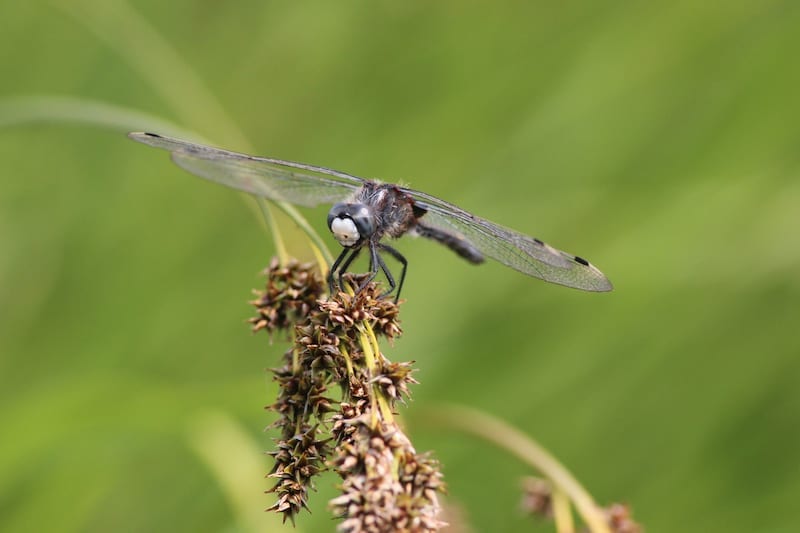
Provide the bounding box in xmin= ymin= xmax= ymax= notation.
xmin=405 ymin=188 xmax=613 ymax=292
xmin=129 ymin=132 xmax=363 ymax=207
xmin=129 ymin=132 xmax=612 ymax=292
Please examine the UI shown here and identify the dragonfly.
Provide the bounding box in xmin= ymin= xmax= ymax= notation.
xmin=128 ymin=132 xmax=612 ymax=299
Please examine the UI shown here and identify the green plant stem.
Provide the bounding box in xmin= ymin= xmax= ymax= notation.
xmin=552 ymin=486 xmax=576 ymax=533
xmin=0 ymin=96 xmax=201 ymax=137
xmin=358 ymin=324 xmax=395 ymax=427
xmin=425 ymin=405 xmax=610 ymax=533
xmin=257 ymin=198 xmax=289 ymax=266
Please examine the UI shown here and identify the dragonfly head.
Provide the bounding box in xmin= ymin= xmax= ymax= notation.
xmin=328 ymin=202 xmax=375 ymax=248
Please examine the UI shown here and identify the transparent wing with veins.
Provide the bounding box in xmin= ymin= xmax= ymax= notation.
xmin=129 ymin=132 xmax=363 ymax=206
xmin=129 ymin=132 xmax=612 ymax=292
xmin=402 ymin=188 xmax=612 ymax=291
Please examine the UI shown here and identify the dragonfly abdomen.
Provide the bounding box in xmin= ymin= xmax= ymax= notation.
xmin=415 ymin=223 xmax=484 ymax=264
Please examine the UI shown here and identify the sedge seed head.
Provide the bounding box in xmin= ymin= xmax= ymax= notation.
xmin=250 ymin=258 xmax=325 ymax=337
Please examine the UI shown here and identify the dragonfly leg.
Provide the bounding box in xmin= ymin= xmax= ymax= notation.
xmin=338 ymin=247 xmax=363 ymax=292
xmin=377 ymin=243 xmax=407 ymax=302
xmin=329 ymin=247 xmax=357 ymax=294
xmin=374 ymin=251 xmax=396 ymax=298
xmin=355 ymin=243 xmax=381 ymax=294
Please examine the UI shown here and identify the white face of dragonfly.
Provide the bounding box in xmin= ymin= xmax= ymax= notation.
xmin=327 ymin=203 xmax=375 ymax=248
xmin=330 ymin=217 xmax=360 ymax=247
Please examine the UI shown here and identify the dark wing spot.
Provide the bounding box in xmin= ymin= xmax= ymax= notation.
xmin=574 ymin=255 xmax=590 ymax=266
xmin=533 ymin=238 xmax=544 ymax=246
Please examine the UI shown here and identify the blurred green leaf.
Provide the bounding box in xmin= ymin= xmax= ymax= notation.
xmin=2 ymin=1 xmax=799 ymax=532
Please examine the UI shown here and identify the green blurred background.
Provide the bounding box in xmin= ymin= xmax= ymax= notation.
xmin=2 ymin=1 xmax=799 ymax=532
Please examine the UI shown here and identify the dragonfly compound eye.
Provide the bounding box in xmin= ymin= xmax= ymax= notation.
xmin=328 ymin=203 xmax=375 ymax=247
xmin=349 ymin=205 xmax=375 ymax=238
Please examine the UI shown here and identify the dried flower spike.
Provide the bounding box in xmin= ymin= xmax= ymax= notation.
xmin=249 ymin=257 xmax=325 ymax=337
xmin=255 ymin=263 xmax=444 ymax=531
xmin=520 ymin=476 xmax=553 ymax=519
xmin=329 ymin=420 xmax=446 ymax=533
xmin=521 ymin=476 xmax=643 ymax=533
xmin=600 ymin=503 xmax=642 ymax=533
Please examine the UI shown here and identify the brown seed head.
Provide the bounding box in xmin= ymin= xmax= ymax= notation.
xmin=602 ymin=502 xmax=643 ymax=533
xmin=329 ymin=421 xmax=446 ymax=533
xmin=250 ymin=258 xmax=325 ymax=337
xmin=520 ymin=476 xmax=553 ymax=518
xmin=258 ymin=260 xmax=442 ymax=529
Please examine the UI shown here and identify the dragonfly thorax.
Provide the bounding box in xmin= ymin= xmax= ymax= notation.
xmin=328 ymin=202 xmax=375 ymax=248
